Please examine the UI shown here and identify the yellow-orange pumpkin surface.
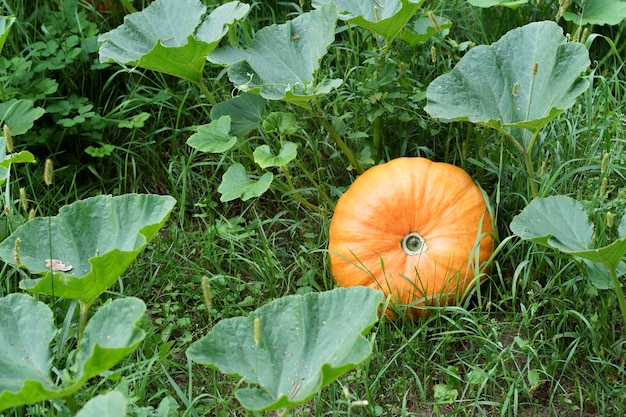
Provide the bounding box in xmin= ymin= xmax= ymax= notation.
xmin=328 ymin=157 xmax=494 ymax=317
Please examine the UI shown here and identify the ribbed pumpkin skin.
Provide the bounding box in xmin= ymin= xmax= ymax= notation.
xmin=328 ymin=157 xmax=494 ymax=317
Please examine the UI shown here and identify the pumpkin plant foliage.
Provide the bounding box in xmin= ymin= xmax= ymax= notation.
xmin=510 ymin=196 xmax=626 ymax=278
xmin=74 ymin=391 xmax=127 ymax=417
xmin=510 ymin=195 xmax=626 ymax=329
xmin=0 ymin=99 xmax=45 ymax=137
xmin=217 ymin=164 xmax=274 ymax=202
xmin=425 ymin=21 xmax=589 ymax=143
xmin=561 ymin=0 xmax=626 ymax=26
xmin=98 ymin=0 xmax=250 ymax=88
xmin=208 ymin=3 xmax=342 ymax=106
xmin=186 ymin=115 xmax=238 ymax=154
xmin=0 ymin=294 xmax=146 ymax=411
xmin=424 ymin=21 xmax=590 ymax=196
xmin=208 ymin=93 xmax=267 ymax=138
xmin=0 ymin=194 xmax=176 ymax=306
xmin=312 ymin=0 xmax=425 ymax=47
xmin=187 ymin=287 xmax=383 ymax=412
xmin=466 ymin=0 xmax=528 ymax=9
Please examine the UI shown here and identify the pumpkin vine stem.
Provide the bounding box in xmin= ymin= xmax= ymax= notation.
xmin=313 ymin=105 xmax=363 ymax=173
xmin=499 ymin=129 xmax=540 ymax=198
xmin=401 ymin=232 xmax=428 ymax=255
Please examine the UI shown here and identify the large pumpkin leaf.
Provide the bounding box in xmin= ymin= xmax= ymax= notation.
xmin=75 ymin=298 xmax=147 ymax=382
xmin=583 ymin=259 xmax=626 ymax=290
xmin=0 ymin=194 xmax=176 ymax=305
xmin=187 ymin=287 xmax=383 ymax=412
xmin=312 ymin=0 xmax=424 ymax=45
xmin=0 ymin=294 xmax=56 ymax=410
xmin=510 ymin=195 xmax=593 ymax=252
xmin=424 ymin=21 xmax=590 ymax=147
xmin=208 ymin=4 xmax=341 ymax=105
xmin=510 ymin=196 xmax=626 ymax=270
xmin=466 ymin=0 xmax=528 ymax=9
xmin=217 ymin=164 xmax=273 ymax=202
xmin=98 ymin=0 xmax=249 ymax=84
xmin=562 ymin=0 xmax=626 ymax=26
xmin=0 ymin=295 xmax=145 ymax=411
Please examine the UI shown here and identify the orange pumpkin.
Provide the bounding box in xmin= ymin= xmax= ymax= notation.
xmin=328 ymin=157 xmax=494 ymax=318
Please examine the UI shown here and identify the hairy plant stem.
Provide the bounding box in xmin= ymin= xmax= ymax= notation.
xmin=314 ymin=113 xmax=363 ymax=173
xmin=271 ymin=175 xmax=322 ymax=214
xmin=197 ymin=80 xmax=218 ymax=107
xmin=609 ymin=266 xmax=626 ymax=338
xmin=63 ymin=393 xmax=78 ymax=412
xmin=295 ymin=158 xmax=335 ymax=209
xmin=523 ymin=130 xmax=541 ymax=198
xmin=77 ymin=300 xmax=93 ymax=343
xmin=502 ymin=129 xmax=540 ymax=198
xmin=372 ymin=116 xmax=382 ymax=156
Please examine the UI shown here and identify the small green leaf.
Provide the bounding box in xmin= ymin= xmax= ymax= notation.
xmin=254 ymin=142 xmax=298 ymax=169
xmin=401 ymin=15 xmax=452 ymax=45
xmin=262 ymin=112 xmax=298 ymax=136
xmin=0 ymin=136 xmax=36 ymax=185
xmin=187 ymin=116 xmax=237 ymax=153
xmin=195 ymin=1 xmax=250 ymax=44
xmin=424 ymin=21 xmax=590 ymax=147
xmin=0 ymin=194 xmax=176 ymax=305
xmin=0 ymin=99 xmax=46 ymax=136
xmin=0 ymin=294 xmax=59 ymax=411
xmin=527 ymin=369 xmax=540 ymax=387
xmin=0 ymin=294 xmax=55 ymax=398
xmin=433 ymin=384 xmax=458 ymax=404
xmin=85 ymin=144 xmax=115 ymax=158
xmin=467 ymin=369 xmax=488 ymax=386
xmin=117 ymin=112 xmax=150 ymax=129
xmin=75 ymin=391 xmax=127 ymax=417
xmin=218 ymin=164 xmax=273 ymax=202
xmin=562 ymin=0 xmax=626 ymax=26
xmin=210 ymin=93 xmax=267 ymax=137
xmin=187 ymin=287 xmax=383 ymax=411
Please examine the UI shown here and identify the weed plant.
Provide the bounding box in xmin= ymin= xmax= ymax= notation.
xmin=1 ymin=0 xmax=625 ymax=416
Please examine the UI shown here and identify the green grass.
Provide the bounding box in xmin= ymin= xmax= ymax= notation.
xmin=1 ymin=0 xmax=626 ymax=416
